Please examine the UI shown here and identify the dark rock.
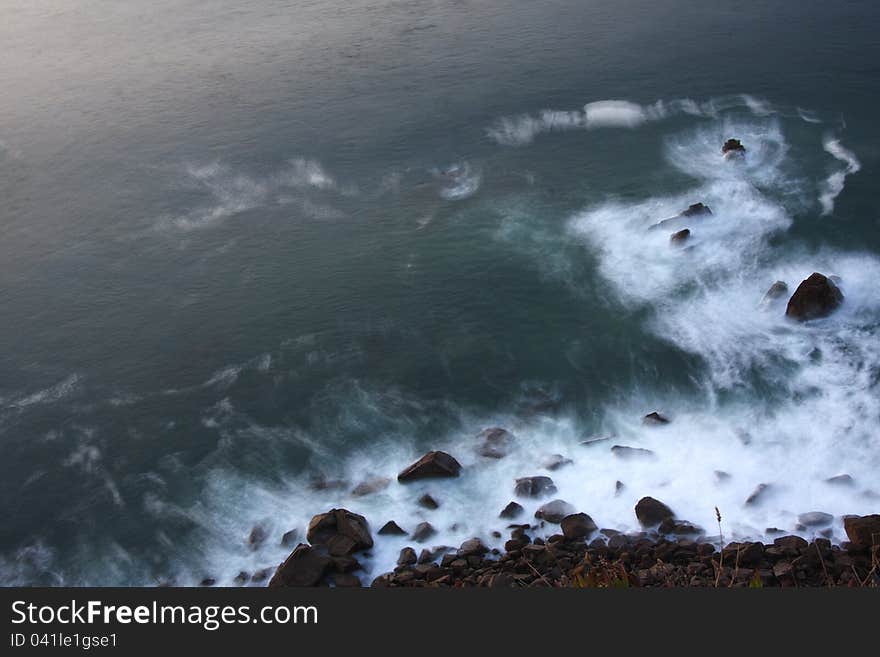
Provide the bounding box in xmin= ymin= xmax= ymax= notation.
xmin=251 ymin=568 xmax=271 ymax=583
xmin=410 ymin=522 xmax=436 ymax=543
xmin=351 ymin=476 xmax=390 ymax=497
xmin=843 ymin=515 xmax=880 ymax=547
xmin=635 ymin=497 xmax=675 ymax=526
xmin=332 ymin=573 xmax=361 ymax=587
xmin=745 ymin=483 xmax=772 ymax=506
xmin=721 ymin=138 xmax=746 ymax=156
xmin=330 ymin=556 xmax=360 ymax=573
xmin=476 ymin=427 xmax=516 ymax=459
xmin=488 ymin=572 xmax=517 ymax=588
xmin=514 ymin=476 xmax=557 ymax=498
xmin=658 ymin=519 xmax=703 ymax=536
xmin=397 ymin=547 xmax=417 ymax=566
xmin=377 ymin=521 xmax=407 ymax=536
xmin=200 ymin=578 xmax=216 ymax=587
xmin=722 ymin=541 xmax=764 ymax=566
xmin=233 ymin=571 xmax=250 ymax=585
xmin=762 ymin=281 xmax=789 ymax=303
xmin=248 ymin=525 xmax=268 ymax=550
xmin=681 ymin=202 xmax=712 ymax=217
xmin=458 ymin=538 xmax=489 ymax=557
xmin=418 ymin=494 xmax=440 ymax=510
xmin=281 ymin=529 xmax=298 ymax=547
xmin=643 ymin=411 xmax=670 ymax=425
xmin=773 ymin=535 xmax=808 ymax=552
xmin=615 ymin=480 xmax=625 ymax=496
xmin=268 ymin=544 xmax=332 ymax=587
xmin=398 ymin=451 xmax=462 ymax=482
xmin=560 ymin=513 xmax=598 ymax=540
xmin=499 ymin=501 xmax=524 ymax=519
xmin=670 ymin=228 xmax=691 ymax=245
xmin=309 ymin=477 xmax=348 ymax=492
xmin=611 ymin=445 xmax=656 ymax=459
xmin=798 ymin=511 xmax=833 ymax=527
xmin=824 ymin=474 xmax=854 ymax=486
xmin=306 ymin=509 xmax=373 ymax=556
xmin=580 ymin=436 xmax=614 ymax=447
xmin=543 ymin=454 xmax=573 ymax=471
xmin=785 ymin=273 xmax=843 ymax=321
xmin=534 ymin=499 xmax=576 ymax=524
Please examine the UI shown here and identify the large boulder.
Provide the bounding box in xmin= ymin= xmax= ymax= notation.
xmin=635 ymin=496 xmax=675 ymax=526
xmin=476 ymin=427 xmax=516 ymax=459
xmin=534 ymin=499 xmax=576 ymax=524
xmin=268 ymin=544 xmax=332 ymax=587
xmin=785 ymin=273 xmax=843 ymax=321
xmin=398 ymin=451 xmax=462 ymax=481
xmin=514 ymin=476 xmax=557 ymax=498
xmin=560 ymin=513 xmax=598 ymax=540
xmin=843 ymin=514 xmax=880 ymax=547
xmin=306 ymin=509 xmax=373 ymax=556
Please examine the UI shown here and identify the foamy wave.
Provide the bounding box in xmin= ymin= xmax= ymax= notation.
xmin=819 ymin=138 xmax=861 ymax=215
xmin=9 ymin=374 xmax=81 ymax=409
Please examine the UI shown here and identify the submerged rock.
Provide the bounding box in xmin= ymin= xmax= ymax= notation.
xmin=643 ymin=411 xmax=670 ymax=425
xmin=476 ymin=427 xmax=516 ymax=459
xmin=611 ymin=445 xmax=656 ymax=459
xmin=269 ymin=544 xmax=331 ymax=587
xmin=306 ymin=509 xmax=373 ymax=556
xmin=543 ymin=454 xmax=573 ymax=471
xmin=798 ymin=511 xmax=833 ymax=527
xmin=410 ymin=522 xmax=436 ymax=543
xmin=635 ymin=496 xmax=675 ymax=526
xmin=514 ymin=476 xmax=557 ymax=498
xmin=825 ymin=474 xmax=854 ymax=486
xmin=762 ymin=280 xmax=789 ymax=304
xmin=721 ymin=138 xmax=746 ymax=158
xmin=247 ymin=525 xmax=268 ymax=550
xmin=351 ymin=476 xmax=390 ymax=497
xmin=281 ymin=529 xmax=298 ymax=547
xmin=745 ymin=483 xmax=772 ymax=506
xmin=418 ymin=493 xmax=440 ymax=510
xmin=398 ymin=451 xmax=462 ymax=481
xmin=785 ymin=272 xmax=843 ymax=321
xmin=681 ymin=202 xmax=713 ymax=217
xmin=534 ymin=499 xmax=576 ymax=524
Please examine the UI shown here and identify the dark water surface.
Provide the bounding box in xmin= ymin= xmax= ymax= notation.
xmin=1 ymin=1 xmax=878 ymax=584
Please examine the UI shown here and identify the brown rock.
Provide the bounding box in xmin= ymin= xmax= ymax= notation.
xmin=418 ymin=494 xmax=440 ymax=510
xmin=785 ymin=273 xmax=843 ymax=321
xmin=670 ymin=228 xmax=691 ymax=245
xmin=514 ymin=476 xmax=557 ymax=498
xmin=635 ymin=497 xmax=675 ymax=526
xmin=351 ymin=477 xmax=390 ymax=497
xmin=268 ymin=544 xmax=332 ymax=587
xmin=377 ymin=521 xmax=407 ymax=536
xmin=410 ymin=522 xmax=436 ymax=543
xmin=476 ymin=427 xmax=516 ymax=459
xmin=398 ymin=451 xmax=462 ymax=481
xmin=560 ymin=513 xmax=598 ymax=540
xmin=500 ymin=501 xmax=524 ymax=519
xmin=306 ymin=509 xmax=373 ymax=555
xmin=534 ymin=499 xmax=576 ymax=524
xmin=843 ymin=515 xmax=880 ymax=547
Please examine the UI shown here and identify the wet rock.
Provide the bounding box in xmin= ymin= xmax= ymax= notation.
xmin=658 ymin=519 xmax=702 ymax=536
xmin=377 ymin=521 xmax=407 ymax=536
xmin=561 ymin=513 xmax=598 ymax=540
xmin=251 ymin=568 xmax=271 ymax=583
xmin=410 ymin=522 xmax=437 ymax=543
xmin=843 ymin=514 xmax=880 ymax=547
xmin=281 ymin=529 xmax=298 ymax=547
xmin=514 ymin=476 xmax=557 ymax=498
xmin=332 ymin=573 xmax=361 ymax=587
xmin=773 ymin=535 xmax=808 ymax=552
xmin=200 ymin=577 xmax=216 ymax=587
xmin=499 ymin=501 xmax=524 ymax=519
xmin=418 ymin=494 xmax=440 ymax=510
xmin=762 ymin=281 xmax=789 ymax=303
xmin=309 ymin=477 xmax=348 ymax=492
xmin=268 ymin=544 xmax=332 ymax=587
xmin=398 ymin=451 xmax=462 ymax=482
xmin=798 ymin=511 xmax=833 ymax=527
xmin=330 ymin=556 xmax=360 ymax=573
xmin=397 ymin=547 xmax=417 ymax=566
xmin=351 ymin=476 xmax=390 ymax=497
xmin=721 ymin=138 xmax=746 ymax=157
xmin=611 ymin=445 xmax=655 ymax=459
xmin=476 ymin=427 xmax=516 ymax=459
xmin=745 ymin=483 xmax=772 ymax=506
xmin=233 ymin=571 xmax=250 ymax=585
xmin=580 ymin=435 xmax=614 ymax=447
xmin=615 ymin=480 xmax=625 ymax=496
xmin=681 ymin=202 xmax=712 ymax=217
xmin=643 ymin=411 xmax=670 ymax=425
xmin=543 ymin=454 xmax=573 ymax=471
xmin=248 ymin=525 xmax=268 ymax=550
xmin=714 ymin=470 xmax=731 ymax=483
xmin=306 ymin=509 xmax=373 ymax=556
xmin=635 ymin=497 xmax=675 ymax=526
xmin=825 ymin=474 xmax=854 ymax=486
xmin=722 ymin=541 xmax=764 ymax=566
xmin=488 ymin=572 xmax=517 ymax=588
xmin=670 ymin=228 xmax=691 ymax=245
xmin=785 ymin=272 xmax=844 ymax=321
xmin=458 ymin=538 xmax=489 ymax=557
xmin=534 ymin=499 xmax=576 ymax=524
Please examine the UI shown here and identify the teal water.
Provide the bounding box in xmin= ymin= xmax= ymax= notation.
xmin=1 ymin=0 xmax=878 ymax=585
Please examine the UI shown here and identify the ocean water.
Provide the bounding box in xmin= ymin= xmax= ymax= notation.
xmin=1 ymin=0 xmax=879 ymax=585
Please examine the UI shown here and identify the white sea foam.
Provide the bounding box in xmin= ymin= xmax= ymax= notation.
xmin=10 ymin=374 xmax=81 ymax=409
xmin=819 ymin=138 xmax=861 ymax=215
